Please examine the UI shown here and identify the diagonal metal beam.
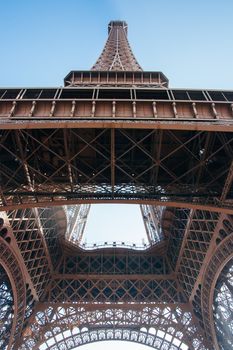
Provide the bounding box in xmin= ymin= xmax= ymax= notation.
xmin=175 ymin=209 xmax=195 ymax=274
xmin=220 ymin=160 xmax=233 ymax=201
xmin=111 ymin=128 xmax=115 ymax=194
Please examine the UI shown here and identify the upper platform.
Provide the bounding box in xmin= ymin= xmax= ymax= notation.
xmin=65 ymin=21 xmax=169 ymax=88
xmin=64 ymin=70 xmax=169 ymax=88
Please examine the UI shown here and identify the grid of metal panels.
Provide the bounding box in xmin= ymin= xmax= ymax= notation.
xmin=177 ymin=210 xmax=219 ymax=298
xmin=60 ymin=254 xmax=169 ymax=275
xmin=7 ymin=209 xmax=52 ymax=298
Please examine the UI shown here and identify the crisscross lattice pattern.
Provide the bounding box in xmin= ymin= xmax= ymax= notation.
xmin=92 ymin=21 xmax=142 ymax=71
xmin=20 ymin=305 xmax=208 ymax=350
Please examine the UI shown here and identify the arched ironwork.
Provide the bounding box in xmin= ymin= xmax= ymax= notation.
xmin=0 ymin=235 xmax=27 ymax=349
xmin=213 ymin=257 xmax=233 ymax=350
xmin=38 ymin=328 xmax=189 ymax=350
xmin=20 ymin=304 xmax=207 ymax=349
xmin=201 ymin=224 xmax=233 ymax=348
xmin=0 ymin=264 xmax=14 ymax=350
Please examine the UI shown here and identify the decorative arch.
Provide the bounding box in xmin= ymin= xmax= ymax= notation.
xmin=201 ymin=231 xmax=233 ymax=349
xmin=0 ymin=263 xmax=14 ymax=350
xmin=20 ymin=304 xmax=206 ymax=349
xmin=0 ymin=236 xmax=27 ymax=349
xmin=39 ymin=328 xmax=187 ymax=350
xmin=213 ymin=257 xmax=233 ymax=349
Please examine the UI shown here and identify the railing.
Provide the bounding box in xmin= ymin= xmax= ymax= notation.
xmin=1 ymin=87 xmax=233 ymax=102
xmin=67 ymin=239 xmax=160 ymax=251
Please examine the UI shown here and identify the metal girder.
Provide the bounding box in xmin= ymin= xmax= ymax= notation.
xmin=1 ymin=198 xmax=233 ymax=214
xmin=0 ymin=128 xmax=232 ymax=213
xmin=220 ymin=160 xmax=233 ymax=201
xmin=1 ymin=115 xmax=233 ymax=132
xmin=1 ymin=19 xmax=233 ymax=350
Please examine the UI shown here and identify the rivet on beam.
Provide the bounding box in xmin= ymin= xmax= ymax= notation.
xmin=192 ymin=102 xmax=199 ymax=118
xmin=211 ymin=103 xmax=219 ymax=119
xmin=132 ymin=101 xmax=136 ymax=118
xmin=70 ymin=101 xmax=76 ymax=117
xmin=91 ymin=101 xmax=96 ymax=117
xmin=29 ymin=101 xmax=36 ymax=117
xmin=230 ymin=103 xmax=233 ymax=117
xmin=112 ymin=101 xmax=116 ymax=118
xmin=49 ymin=101 xmax=56 ymax=117
xmin=9 ymin=101 xmax=17 ymax=118
xmin=152 ymin=101 xmax=157 ymax=118
xmin=172 ymin=102 xmax=178 ymax=118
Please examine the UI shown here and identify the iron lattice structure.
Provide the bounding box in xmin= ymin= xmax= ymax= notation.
xmin=0 ymin=20 xmax=233 ymax=350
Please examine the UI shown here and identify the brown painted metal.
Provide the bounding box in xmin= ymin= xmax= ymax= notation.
xmin=92 ymin=21 xmax=142 ymax=71
xmin=0 ymin=127 xmax=232 ymax=213
xmin=1 ymin=90 xmax=233 ymax=124
xmin=0 ymin=20 xmax=232 ymax=350
xmin=64 ymin=70 xmax=168 ymax=87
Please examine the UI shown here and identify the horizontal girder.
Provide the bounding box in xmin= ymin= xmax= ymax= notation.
xmin=64 ymin=70 xmax=168 ymax=87
xmin=0 ymin=128 xmax=232 ymax=211
xmin=60 ymin=251 xmax=169 ymax=275
xmin=0 ymin=87 xmax=233 ymax=130
xmin=49 ymin=276 xmax=183 ymax=303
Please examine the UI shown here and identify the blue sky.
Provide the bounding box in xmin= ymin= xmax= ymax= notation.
xmin=1 ymin=0 xmax=233 ymax=89
xmin=84 ymin=204 xmax=147 ymax=245
xmin=1 ymin=1 xmax=233 ymax=349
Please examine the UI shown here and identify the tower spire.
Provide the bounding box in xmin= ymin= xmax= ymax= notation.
xmin=92 ymin=20 xmax=142 ymax=71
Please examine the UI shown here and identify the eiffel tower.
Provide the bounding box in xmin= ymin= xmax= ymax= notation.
xmin=0 ymin=20 xmax=233 ymax=350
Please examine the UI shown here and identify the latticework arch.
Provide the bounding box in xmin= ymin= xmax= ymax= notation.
xmin=201 ymin=232 xmax=233 ymax=349
xmin=38 ymin=328 xmax=189 ymax=350
xmin=213 ymin=257 xmax=233 ymax=349
xmin=20 ymin=304 xmax=207 ymax=350
xmin=0 ymin=235 xmax=27 ymax=349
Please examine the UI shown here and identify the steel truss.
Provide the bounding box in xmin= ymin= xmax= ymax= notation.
xmin=0 ymin=265 xmax=14 ymax=350
xmin=0 ymin=222 xmax=27 ymax=349
xmin=64 ymin=204 xmax=90 ymax=243
xmin=213 ymin=257 xmax=233 ymax=349
xmin=19 ymin=304 xmax=207 ymax=350
xmin=92 ymin=21 xmax=142 ymax=71
xmin=0 ymin=20 xmax=233 ymax=350
xmin=0 ymin=128 xmax=232 ymax=213
xmin=200 ymin=220 xmax=233 ymax=348
xmin=1 ymin=205 xmax=231 ymax=349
